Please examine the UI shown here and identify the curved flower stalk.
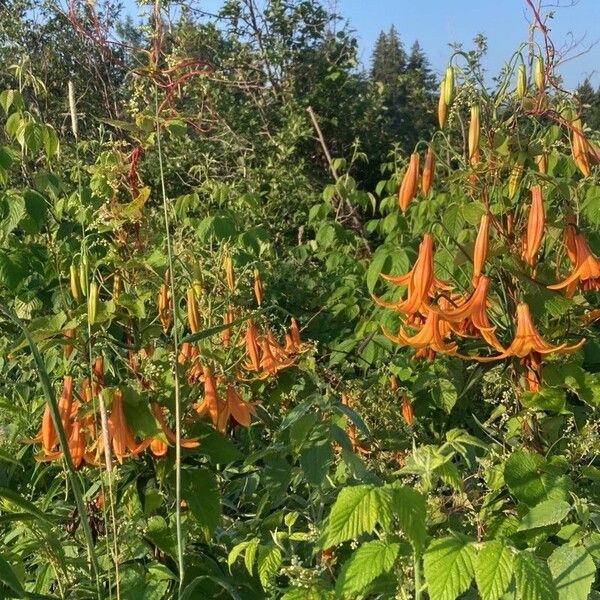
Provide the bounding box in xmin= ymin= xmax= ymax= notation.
xmin=548 ymin=230 xmax=600 ymax=294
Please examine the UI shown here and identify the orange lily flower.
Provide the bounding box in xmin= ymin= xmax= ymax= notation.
xmin=522 ymin=185 xmax=545 ymax=267
xmin=470 ymin=302 xmax=584 ymax=362
xmin=398 ymin=152 xmax=420 ymax=212
xmin=572 ymin=118 xmax=591 ymax=177
xmin=224 ymin=256 xmax=235 ymax=292
xmin=435 ymin=276 xmax=505 ymax=352
xmin=401 ymin=394 xmax=414 ymax=426
xmin=257 ymin=337 xmax=294 ymax=378
xmin=93 ymin=357 xmax=104 ymax=396
xmin=158 ymin=283 xmax=172 ymax=332
xmin=222 ymin=308 xmax=235 ymax=348
xmin=217 ymin=383 xmax=256 ymax=432
xmin=548 ymin=230 xmax=600 ymax=294
xmin=108 ymin=391 xmax=145 ymax=463
xmin=373 ymin=234 xmax=451 ymax=316
xmin=186 ymin=288 xmax=201 ymax=334
xmin=35 ymin=375 xmax=74 ymax=455
xmin=148 ymin=403 xmax=199 ymax=455
xmin=382 ymin=310 xmax=457 ymax=355
xmin=472 ymin=214 xmax=490 ymax=286
xmin=243 ymin=319 xmax=261 ymax=371
xmin=178 ymin=341 xmax=192 ymax=365
xmin=187 ymin=345 xmax=203 ymax=383
xmin=421 ymin=147 xmax=435 ymax=196
xmin=194 ymin=367 xmax=223 ymax=427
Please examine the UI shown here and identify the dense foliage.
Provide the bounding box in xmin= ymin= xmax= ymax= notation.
xmin=0 ymin=1 xmax=599 ymax=599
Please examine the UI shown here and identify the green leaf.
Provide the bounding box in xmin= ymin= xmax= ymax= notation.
xmin=282 ymin=586 xmax=334 ymax=600
xmin=431 ymin=378 xmax=458 ymax=413
xmin=300 ymin=439 xmax=333 ymax=485
xmin=0 ymin=553 xmax=24 ymax=597
xmin=319 ymin=485 xmax=392 ymax=548
xmin=475 ymin=541 xmax=514 ymax=600
xmin=335 ymin=540 xmax=400 ymax=597
xmin=257 ymin=545 xmax=282 ymax=588
xmin=548 ymin=545 xmax=595 ymax=600
xmin=146 ymin=516 xmax=178 ymax=559
xmin=244 ymin=537 xmax=259 ymax=575
xmin=42 ymin=125 xmax=59 ymax=159
xmin=0 ymin=487 xmax=54 ymax=525
xmin=389 ymin=484 xmax=427 ymax=553
xmin=521 ymin=387 xmax=566 ymax=413
xmin=366 ymin=250 xmax=391 ymax=293
xmin=181 ymin=468 xmax=220 ymax=537
xmin=1 ymin=193 xmax=26 ymax=236
xmin=518 ymin=500 xmax=571 ymax=531
xmin=504 ymin=451 xmax=570 ymax=506
xmin=514 ymin=551 xmax=557 ymax=600
xmin=423 ymin=535 xmax=477 ymax=600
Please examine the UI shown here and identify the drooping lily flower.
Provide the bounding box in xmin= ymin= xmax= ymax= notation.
xmin=224 ymin=256 xmax=235 ymax=292
xmin=32 ymin=375 xmax=75 ymax=456
xmin=148 ymin=403 xmax=199 ymax=456
xmin=401 ymin=394 xmax=414 ymax=426
xmin=373 ymin=234 xmax=451 ymax=316
xmin=472 ymin=214 xmax=490 ymax=286
xmin=522 ymin=185 xmax=545 ymax=267
xmin=382 ymin=310 xmax=457 ymax=355
xmin=548 ymin=230 xmax=600 ymax=294
xmin=435 ymin=276 xmax=505 ymax=352
xmin=108 ymin=390 xmax=145 ymax=463
xmin=243 ymin=319 xmax=261 ymax=371
xmin=216 ymin=383 xmax=255 ymax=432
xmin=257 ymin=337 xmax=294 ymax=378
xmin=398 ymin=152 xmax=420 ymax=212
xmin=222 ymin=308 xmax=235 ymax=348
xmin=289 ymin=318 xmax=303 ymax=350
xmin=194 ymin=367 xmax=223 ymax=427
xmin=470 ymin=302 xmax=584 ymax=362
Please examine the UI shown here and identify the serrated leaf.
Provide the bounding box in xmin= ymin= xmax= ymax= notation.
xmin=475 ymin=541 xmax=514 ymax=600
xmin=244 ymin=537 xmax=259 ymax=575
xmin=423 ymin=535 xmax=477 ymax=600
xmin=548 ymin=545 xmax=595 ymax=600
xmin=389 ymin=484 xmax=427 ymax=553
xmin=257 ymin=545 xmax=282 ymax=588
xmin=431 ymin=378 xmax=458 ymax=413
xmin=518 ymin=500 xmax=571 ymax=531
xmin=319 ymin=485 xmax=392 ymax=548
xmin=335 ymin=540 xmax=400 ymax=597
xmin=514 ymin=551 xmax=557 ymax=600
xmin=504 ymin=451 xmax=570 ymax=506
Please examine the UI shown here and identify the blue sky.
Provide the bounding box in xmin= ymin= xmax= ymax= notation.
xmin=123 ymin=0 xmax=600 ymax=88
